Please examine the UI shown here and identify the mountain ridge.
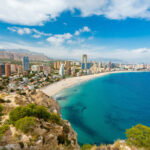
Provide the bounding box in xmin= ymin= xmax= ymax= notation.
xmin=0 ymin=49 xmax=51 ymax=61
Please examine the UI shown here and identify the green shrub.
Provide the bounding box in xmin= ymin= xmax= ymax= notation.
xmin=9 ymin=106 xmax=32 ymax=123
xmin=15 ymin=117 xmax=36 ymax=133
xmin=126 ymin=124 xmax=150 ymax=148
xmin=0 ymin=124 xmax=9 ymax=139
xmin=9 ymin=104 xmax=51 ymax=123
xmin=31 ymin=104 xmax=50 ymax=120
xmin=81 ymin=144 xmax=92 ymax=150
xmin=49 ymin=113 xmax=61 ymax=124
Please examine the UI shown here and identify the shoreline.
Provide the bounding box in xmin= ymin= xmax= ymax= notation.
xmin=40 ymin=70 xmax=143 ymax=97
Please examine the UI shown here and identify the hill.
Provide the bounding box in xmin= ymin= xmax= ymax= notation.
xmin=0 ymin=49 xmax=50 ymax=61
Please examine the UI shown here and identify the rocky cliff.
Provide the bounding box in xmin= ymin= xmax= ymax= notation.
xmin=0 ymin=91 xmax=80 ymax=150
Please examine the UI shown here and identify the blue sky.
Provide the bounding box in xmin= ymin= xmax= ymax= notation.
xmin=1 ymin=0 xmax=150 ymax=63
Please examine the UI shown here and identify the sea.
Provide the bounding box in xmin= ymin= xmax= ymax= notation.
xmin=54 ymin=72 xmax=150 ymax=145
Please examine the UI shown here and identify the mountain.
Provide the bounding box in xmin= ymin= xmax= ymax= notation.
xmin=0 ymin=49 xmax=50 ymax=61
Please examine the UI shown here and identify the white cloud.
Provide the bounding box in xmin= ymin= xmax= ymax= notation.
xmin=74 ymin=26 xmax=91 ymax=36
xmin=67 ymin=38 xmax=85 ymax=45
xmin=47 ymin=26 xmax=90 ymax=45
xmin=1 ymin=0 xmax=150 ymax=25
xmin=8 ymin=27 xmax=31 ymax=35
xmin=47 ymin=33 xmax=72 ymax=45
xmin=8 ymin=27 xmax=51 ymax=38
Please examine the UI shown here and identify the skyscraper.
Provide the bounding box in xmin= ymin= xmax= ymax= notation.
xmin=64 ymin=61 xmax=71 ymax=69
xmin=108 ymin=61 xmax=112 ymax=71
xmin=59 ymin=64 xmax=65 ymax=77
xmin=81 ymin=54 xmax=88 ymax=70
xmin=18 ymin=65 xmax=23 ymax=75
xmin=22 ymin=56 xmax=30 ymax=71
xmin=2 ymin=64 xmax=5 ymax=75
xmin=0 ymin=65 xmax=2 ymax=77
xmin=5 ymin=63 xmax=11 ymax=77
xmin=57 ymin=61 xmax=62 ymax=69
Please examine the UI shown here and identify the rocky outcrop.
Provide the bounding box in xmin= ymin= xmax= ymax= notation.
xmin=0 ymin=91 xmax=80 ymax=150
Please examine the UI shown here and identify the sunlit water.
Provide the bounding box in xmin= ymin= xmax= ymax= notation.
xmin=54 ymin=72 xmax=150 ymax=145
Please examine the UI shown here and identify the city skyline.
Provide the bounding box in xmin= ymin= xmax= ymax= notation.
xmin=1 ymin=1 xmax=150 ymax=63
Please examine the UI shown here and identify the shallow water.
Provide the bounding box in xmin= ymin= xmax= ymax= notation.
xmin=54 ymin=72 xmax=150 ymax=145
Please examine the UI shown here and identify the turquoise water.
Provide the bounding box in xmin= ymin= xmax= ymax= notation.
xmin=54 ymin=72 xmax=150 ymax=145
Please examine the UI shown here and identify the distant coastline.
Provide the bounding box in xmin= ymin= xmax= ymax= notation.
xmin=41 ymin=70 xmax=144 ymax=97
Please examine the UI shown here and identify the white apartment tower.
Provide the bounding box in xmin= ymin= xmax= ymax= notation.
xmin=59 ymin=64 xmax=65 ymax=77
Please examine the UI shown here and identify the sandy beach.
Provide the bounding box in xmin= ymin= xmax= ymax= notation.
xmin=41 ymin=71 xmax=133 ymax=97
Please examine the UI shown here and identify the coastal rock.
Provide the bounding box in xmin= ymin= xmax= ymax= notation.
xmin=0 ymin=91 xmax=80 ymax=150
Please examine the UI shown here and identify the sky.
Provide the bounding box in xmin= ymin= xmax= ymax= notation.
xmin=1 ymin=0 xmax=150 ymax=63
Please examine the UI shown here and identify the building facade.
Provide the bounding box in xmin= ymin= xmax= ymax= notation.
xmin=82 ymin=54 xmax=87 ymax=69
xmin=2 ymin=64 xmax=5 ymax=75
xmin=5 ymin=63 xmax=11 ymax=77
xmin=18 ymin=65 xmax=23 ymax=75
xmin=64 ymin=61 xmax=71 ymax=69
xmin=22 ymin=56 xmax=30 ymax=71
xmin=0 ymin=65 xmax=2 ymax=77
xmin=31 ymin=65 xmax=39 ymax=72
xmin=59 ymin=64 xmax=65 ymax=77
xmin=11 ymin=64 xmax=18 ymax=73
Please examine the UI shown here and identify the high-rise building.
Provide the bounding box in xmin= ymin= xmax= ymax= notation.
xmin=66 ymin=67 xmax=71 ymax=75
xmin=31 ymin=65 xmax=39 ymax=72
xmin=65 ymin=61 xmax=71 ymax=69
xmin=22 ymin=56 xmax=30 ymax=71
xmin=39 ymin=66 xmax=43 ymax=72
xmin=59 ymin=64 xmax=65 ymax=77
xmin=53 ymin=61 xmax=62 ymax=70
xmin=57 ymin=61 xmax=62 ymax=69
xmin=53 ymin=62 xmax=57 ymax=69
xmin=43 ymin=65 xmax=51 ymax=75
xmin=18 ymin=65 xmax=23 ymax=75
xmin=11 ymin=64 xmax=18 ymax=73
xmin=0 ymin=65 xmax=2 ymax=77
xmin=71 ymin=66 xmax=76 ymax=76
xmin=81 ymin=54 xmax=88 ymax=70
xmin=5 ymin=63 xmax=11 ymax=77
xmin=108 ymin=61 xmax=112 ymax=70
xmin=2 ymin=64 xmax=5 ymax=75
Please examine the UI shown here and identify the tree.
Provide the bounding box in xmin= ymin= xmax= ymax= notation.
xmin=126 ymin=124 xmax=150 ymax=148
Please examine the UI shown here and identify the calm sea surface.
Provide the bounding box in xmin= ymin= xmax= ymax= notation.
xmin=54 ymin=72 xmax=150 ymax=145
